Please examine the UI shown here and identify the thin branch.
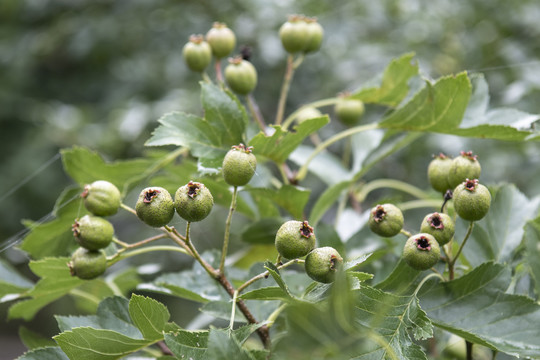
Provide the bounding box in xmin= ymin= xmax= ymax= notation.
xmin=219 ymin=186 xmax=238 ymax=275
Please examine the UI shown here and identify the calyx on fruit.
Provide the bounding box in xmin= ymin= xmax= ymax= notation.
xmin=368 ymin=204 xmax=404 ymax=237
xmin=275 ymin=220 xmax=316 ymax=259
xmin=68 ymin=247 xmax=107 ymax=280
xmin=72 ymin=215 xmax=114 ymax=251
xmin=305 ymin=246 xmax=343 ymax=283
xmin=224 ymin=57 xmax=258 ymax=95
xmin=136 ymin=187 xmax=175 ymax=227
xmin=80 ymin=180 xmax=121 ymax=216
xmin=403 ymin=233 xmax=441 ymax=270
xmin=183 ymin=34 xmax=212 ymax=72
xmin=222 ymin=144 xmax=257 ymax=187
xmin=420 ymin=212 xmax=454 ymax=246
xmin=453 ymin=179 xmax=491 ymax=221
xmin=174 ymin=181 xmax=214 ymax=222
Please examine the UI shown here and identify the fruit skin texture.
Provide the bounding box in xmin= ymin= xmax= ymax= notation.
xmin=448 ymin=151 xmax=481 ymax=189
xmin=305 ymin=247 xmax=343 ymax=283
xmin=334 ymin=98 xmax=365 ymax=126
xmin=279 ymin=15 xmax=309 ymax=53
xmin=68 ymin=247 xmax=107 ymax=280
xmin=136 ymin=187 xmax=175 ymax=227
xmin=453 ymin=179 xmax=491 ymax=221
xmin=420 ymin=212 xmax=455 ymax=246
xmin=275 ymin=220 xmax=316 ymax=259
xmin=368 ymin=204 xmax=404 ymax=237
xmin=174 ymin=181 xmax=214 ymax=222
xmin=403 ymin=233 xmax=441 ymax=270
xmin=206 ymin=22 xmax=236 ymax=58
xmin=427 ymin=153 xmax=453 ymax=193
xmin=303 ymin=17 xmax=324 ymax=53
xmin=224 ymin=58 xmax=257 ymax=95
xmin=81 ymin=180 xmax=121 ymax=216
xmin=183 ymin=35 xmax=212 ymax=72
xmin=222 ymin=144 xmax=257 ymax=186
xmin=72 ymin=215 xmax=114 ymax=251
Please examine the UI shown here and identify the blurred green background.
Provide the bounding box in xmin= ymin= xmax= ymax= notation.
xmin=1 ymin=0 xmax=539 ymax=358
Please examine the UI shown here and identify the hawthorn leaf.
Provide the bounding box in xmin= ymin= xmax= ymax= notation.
xmin=129 ymin=294 xmax=170 ymax=341
xmin=16 ymin=347 xmax=69 ymax=360
xmin=164 ymin=330 xmax=209 ymax=360
xmin=206 ymin=328 xmax=256 ymax=360
xmin=246 ymin=185 xmax=310 ymax=219
xmin=18 ymin=326 xmax=57 ymax=350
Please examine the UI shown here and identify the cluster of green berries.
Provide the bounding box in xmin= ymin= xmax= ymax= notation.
xmin=274 ymin=220 xmax=343 ymax=283
xmin=279 ymin=14 xmax=324 ymax=54
xmin=69 ymin=180 xmax=121 ymax=280
xmin=366 ymin=151 xmax=492 ymax=271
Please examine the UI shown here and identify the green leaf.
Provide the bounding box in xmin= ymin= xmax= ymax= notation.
xmin=233 ymin=244 xmax=278 ymax=270
xmin=239 ymin=286 xmax=290 ymax=301
xmin=524 ymin=218 xmax=540 ymax=297
xmin=380 ymin=72 xmax=471 ymax=132
xmin=247 ymin=185 xmax=310 ymax=219
xmin=263 ymin=262 xmax=293 ymax=299
xmin=206 ymin=328 xmax=255 ymax=360
xmin=70 ymin=279 xmax=115 ymax=313
xmin=462 ymin=184 xmax=540 ymax=267
xmin=54 ymin=327 xmax=151 ymax=360
xmin=241 ymin=217 xmax=283 ymax=244
xmin=199 ymin=300 xmax=247 ymax=322
xmin=353 ymin=286 xmax=432 ymax=360
xmin=309 ymin=180 xmax=352 ymax=226
xmin=8 ymin=257 xmax=84 ymax=321
xmin=164 ymin=329 xmax=209 ymax=360
xmin=0 ymin=259 xmax=33 ymax=300
xmin=418 ymin=262 xmax=540 ymax=358
xmin=248 ymin=116 xmax=329 ymax=164
xmin=16 ymin=347 xmax=69 ymax=360
xmin=352 ymin=53 xmax=419 ymax=107
xmin=129 ymin=294 xmax=170 ymax=341
xmin=19 ymin=326 xmax=57 ymax=350
xmin=374 ymin=258 xmax=422 ymax=295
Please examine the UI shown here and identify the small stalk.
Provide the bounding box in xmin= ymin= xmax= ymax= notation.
xmin=448 ymin=221 xmax=474 ymax=280
xmin=282 ymin=97 xmax=339 ymax=130
xmin=237 ymin=259 xmax=304 ymax=293
xmin=183 ymin=222 xmax=219 ymax=278
xmin=107 ymin=246 xmax=189 ymax=265
xmin=266 ymin=303 xmax=287 ymax=328
xmin=275 ymin=55 xmax=298 ymax=125
xmin=400 ymin=229 xmax=412 ymax=238
xmin=215 ymin=59 xmax=223 ymax=84
xmin=219 ymin=187 xmax=238 ymax=274
xmin=247 ymin=94 xmax=267 ymax=133
xmin=120 ymin=203 xmax=137 ymax=216
xmin=466 ymin=341 xmax=473 ymax=360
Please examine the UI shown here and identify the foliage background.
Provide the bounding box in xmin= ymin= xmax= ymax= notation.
xmin=1 ymin=0 xmax=540 ymax=358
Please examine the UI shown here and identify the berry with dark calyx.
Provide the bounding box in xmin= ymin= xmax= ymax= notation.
xmin=222 ymin=144 xmax=257 ymax=186
xmin=72 ymin=215 xmax=114 ymax=251
xmin=224 ymin=57 xmax=258 ymax=95
xmin=334 ymin=96 xmax=365 ymax=126
xmin=279 ymin=15 xmax=309 ymax=53
xmin=296 ymin=106 xmax=323 ymax=124
xmin=453 ymin=179 xmax=491 ymax=221
xmin=174 ymin=181 xmax=214 ymax=222
xmin=275 ymin=220 xmax=316 ymax=259
xmin=305 ymin=247 xmax=343 ymax=283
xmin=420 ymin=212 xmax=454 ymax=246
xmin=303 ymin=17 xmax=324 ymax=53
xmin=368 ymin=204 xmax=404 ymax=237
xmin=448 ymin=151 xmax=481 ymax=189
xmin=206 ymin=22 xmax=236 ymax=58
xmin=427 ymin=153 xmax=453 ymax=193
xmin=68 ymin=247 xmax=107 ymax=280
xmin=80 ymin=180 xmax=121 ymax=216
xmin=182 ymin=34 xmax=212 ymax=72
xmin=136 ymin=187 xmax=175 ymax=227
xmin=403 ymin=233 xmax=440 ymax=271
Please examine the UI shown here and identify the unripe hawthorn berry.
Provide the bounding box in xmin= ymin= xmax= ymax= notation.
xmin=68 ymin=247 xmax=107 ymax=280
xmin=136 ymin=187 xmax=175 ymax=227
xmin=420 ymin=212 xmax=454 ymax=246
xmin=279 ymin=15 xmax=309 ymax=53
xmin=224 ymin=57 xmax=257 ymax=95
xmin=303 ymin=17 xmax=324 ymax=53
xmin=174 ymin=181 xmax=214 ymax=222
xmin=72 ymin=215 xmax=114 ymax=251
xmin=427 ymin=153 xmax=453 ymax=193
xmin=182 ymin=34 xmax=212 ymax=72
xmin=305 ymin=246 xmax=343 ymax=283
xmin=368 ymin=204 xmax=404 ymax=237
xmin=222 ymin=144 xmax=257 ymax=187
xmin=275 ymin=220 xmax=316 ymax=259
xmin=403 ymin=233 xmax=440 ymax=270
xmin=453 ymin=179 xmax=491 ymax=221
xmin=296 ymin=106 xmax=323 ymax=124
xmin=80 ymin=180 xmax=121 ymax=217
xmin=448 ymin=151 xmax=481 ymax=189
xmin=334 ymin=97 xmax=365 ymax=126
xmin=206 ymin=22 xmax=236 ymax=59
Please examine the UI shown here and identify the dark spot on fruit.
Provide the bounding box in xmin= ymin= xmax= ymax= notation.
xmin=300 ymin=221 xmax=314 ymax=238
xmin=374 ymin=205 xmax=386 ymax=223
xmin=464 ymin=179 xmax=478 ymax=192
xmin=71 ymin=221 xmax=81 ymax=237
xmin=329 ymin=255 xmax=338 ymax=271
xmin=429 ymin=213 xmax=444 ymax=229
xmin=416 ymin=236 xmax=431 ymax=251
xmin=144 ymin=189 xmax=160 ymax=203
xmin=187 ymin=181 xmax=201 ymax=198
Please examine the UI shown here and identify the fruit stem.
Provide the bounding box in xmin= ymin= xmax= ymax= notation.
xmin=219 ymin=186 xmax=238 ymax=275
xmin=229 ymin=290 xmax=238 ymax=330
xmin=236 ymin=258 xmax=302 ymax=293
xmin=120 ymin=203 xmax=137 ymax=216
xmin=448 ymin=221 xmax=474 ymax=280
xmin=275 ymin=54 xmax=296 ymax=125
xmin=466 ymin=341 xmax=474 ymax=360
xmin=202 ymin=71 xmax=212 ymax=83
xmin=183 ymin=222 xmax=220 ymax=278
xmin=107 ymin=245 xmax=190 ymax=265
xmin=282 ymin=97 xmax=339 ymax=130
xmin=413 ymin=272 xmax=445 ymax=297
xmin=295 ymin=123 xmax=380 ymax=181
xmin=400 ymin=229 xmax=413 ymax=238
xmin=247 ymin=94 xmax=267 ymax=133
xmin=356 ymin=179 xmax=431 ymax=203
xmin=215 ymin=59 xmax=223 ymax=84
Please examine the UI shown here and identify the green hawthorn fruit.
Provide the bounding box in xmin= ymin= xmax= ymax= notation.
xmin=368 ymin=204 xmax=404 ymax=237
xmin=72 ymin=215 xmax=114 ymax=251
xmin=80 ymin=180 xmax=121 ymax=216
xmin=448 ymin=151 xmax=481 ymax=189
xmin=275 ymin=220 xmax=316 ymax=259
xmin=68 ymin=247 xmax=107 ymax=280
xmin=305 ymin=247 xmax=343 ymax=283
xmin=303 ymin=17 xmax=324 ymax=53
xmin=453 ymin=179 xmax=491 ymax=221
xmin=279 ymin=15 xmax=309 ymax=53
xmin=403 ymin=233 xmax=440 ymax=270
xmin=224 ymin=57 xmax=257 ymax=95
xmin=427 ymin=153 xmax=453 ymax=193
xmin=136 ymin=187 xmax=175 ymax=227
xmin=420 ymin=212 xmax=454 ymax=246
xmin=222 ymin=144 xmax=257 ymax=186
xmin=174 ymin=181 xmax=214 ymax=222
xmin=296 ymin=106 xmax=323 ymax=124
xmin=334 ymin=97 xmax=365 ymax=126
xmin=206 ymin=22 xmax=236 ymax=58
xmin=182 ymin=34 xmax=212 ymax=72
